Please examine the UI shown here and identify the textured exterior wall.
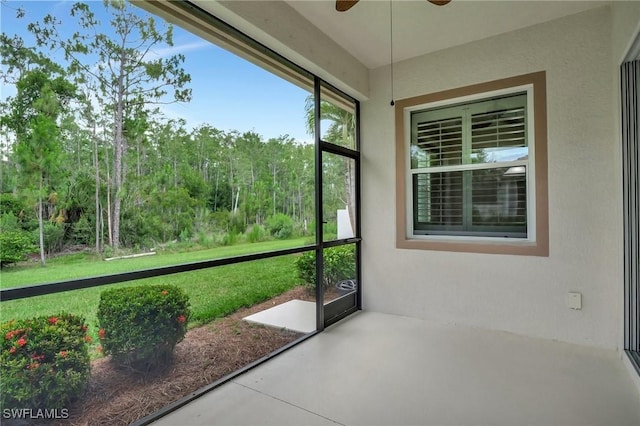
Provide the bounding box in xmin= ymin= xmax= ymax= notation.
xmin=361 ymin=5 xmax=635 ymax=349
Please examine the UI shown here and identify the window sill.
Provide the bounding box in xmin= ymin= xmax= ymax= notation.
xmin=397 ymin=235 xmax=548 ymax=256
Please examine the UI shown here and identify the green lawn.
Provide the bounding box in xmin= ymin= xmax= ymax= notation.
xmin=0 ymin=237 xmax=310 ymax=289
xmin=0 ymin=239 xmax=312 ymax=354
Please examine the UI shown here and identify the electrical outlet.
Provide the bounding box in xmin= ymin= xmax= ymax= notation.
xmin=566 ymin=292 xmax=582 ymax=310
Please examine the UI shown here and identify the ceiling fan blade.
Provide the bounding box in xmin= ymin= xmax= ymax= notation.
xmin=336 ymin=0 xmax=359 ymax=12
xmin=337 ymin=0 xmax=449 ymax=13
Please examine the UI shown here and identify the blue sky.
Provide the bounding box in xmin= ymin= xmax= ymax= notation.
xmin=0 ymin=0 xmax=313 ymax=143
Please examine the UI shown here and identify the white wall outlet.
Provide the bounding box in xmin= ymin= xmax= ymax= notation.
xmin=566 ymin=292 xmax=582 ymax=310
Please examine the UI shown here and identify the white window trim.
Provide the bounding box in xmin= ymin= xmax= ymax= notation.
xmin=404 ymin=84 xmax=537 ymax=244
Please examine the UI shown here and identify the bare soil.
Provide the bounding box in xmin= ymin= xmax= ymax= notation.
xmin=62 ymin=286 xmax=333 ymax=426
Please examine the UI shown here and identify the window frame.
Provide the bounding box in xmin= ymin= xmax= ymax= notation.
xmin=395 ymin=71 xmax=549 ymax=256
xmin=409 ymin=91 xmax=530 ymax=238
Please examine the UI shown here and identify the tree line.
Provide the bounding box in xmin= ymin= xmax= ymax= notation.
xmin=0 ymin=0 xmax=353 ymax=266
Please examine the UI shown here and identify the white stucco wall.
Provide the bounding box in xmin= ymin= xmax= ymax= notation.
xmin=361 ymin=5 xmax=635 ymax=350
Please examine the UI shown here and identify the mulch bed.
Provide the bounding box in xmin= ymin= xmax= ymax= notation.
xmin=62 ymin=286 xmax=323 ymax=426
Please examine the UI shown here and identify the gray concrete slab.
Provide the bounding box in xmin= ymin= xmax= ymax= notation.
xmin=153 ymin=312 xmax=640 ymax=426
xmin=243 ymin=299 xmax=315 ymax=333
xmin=154 ymin=382 xmax=338 ymax=426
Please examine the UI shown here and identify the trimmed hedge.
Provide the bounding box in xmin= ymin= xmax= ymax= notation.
xmin=0 ymin=313 xmax=91 ymax=411
xmin=97 ymin=284 xmax=190 ymax=370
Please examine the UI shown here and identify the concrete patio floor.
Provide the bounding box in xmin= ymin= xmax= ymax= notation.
xmin=152 ymin=311 xmax=640 ymax=426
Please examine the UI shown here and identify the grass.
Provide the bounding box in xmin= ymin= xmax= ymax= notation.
xmin=0 ymin=238 xmax=311 ymax=356
xmin=0 ymin=237 xmax=310 ymax=288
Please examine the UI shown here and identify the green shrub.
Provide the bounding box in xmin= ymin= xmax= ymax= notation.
xmin=229 ymin=212 xmax=246 ymax=235
xmin=120 ymin=208 xmax=163 ymax=248
xmin=295 ymin=251 xmax=316 ymax=289
xmin=179 ymin=228 xmax=192 ymax=242
xmin=0 ymin=194 xmax=26 ymax=218
xmin=0 ymin=230 xmax=35 ymax=267
xmin=295 ymin=245 xmax=356 ymax=290
xmin=41 ymin=222 xmax=65 ymax=255
xmin=324 ymin=245 xmax=356 ymax=286
xmin=266 ymin=214 xmax=294 ymax=240
xmin=1 ymin=212 xmax=20 ymax=232
xmin=210 ymin=210 xmax=231 ymax=233
xmin=97 ymin=284 xmax=190 ymax=370
xmin=196 ymin=230 xmax=214 ymax=248
xmin=221 ymin=230 xmax=239 ymax=246
xmin=71 ymin=214 xmax=94 ymax=245
xmin=0 ymin=313 xmax=91 ymax=411
xmin=246 ymin=224 xmax=267 ymax=243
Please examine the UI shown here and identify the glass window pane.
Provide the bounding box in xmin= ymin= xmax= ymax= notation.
xmin=471 ymin=166 xmax=527 ymax=233
xmin=410 ymin=90 xmax=529 ymax=238
xmin=413 ymin=171 xmax=464 ymax=228
xmin=414 ymin=167 xmax=526 ymax=236
xmin=471 ymin=101 xmax=527 ymax=164
xmin=412 ymin=116 xmax=463 ymax=168
xmin=470 ymin=147 xmax=528 ymax=164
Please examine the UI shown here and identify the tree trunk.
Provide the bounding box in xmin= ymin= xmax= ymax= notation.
xmin=214 ymin=166 xmax=219 ymax=210
xmin=342 ymin=125 xmax=356 ymax=235
xmin=112 ymin=49 xmax=127 ymax=249
xmin=93 ymin=124 xmax=101 ymax=253
xmin=105 ymin=144 xmax=113 ymax=247
xmin=38 ymin=177 xmax=46 ymax=267
xmin=272 ymin=164 xmax=277 ymax=217
xmin=229 ymin=160 xmax=234 ymax=211
xmin=173 ymin=158 xmax=178 ymax=188
xmin=136 ymin=136 xmax=141 ymax=178
xmin=100 ymin=201 xmax=105 ymax=250
xmin=298 ymin=181 xmax=304 ymax=225
xmin=233 ymin=186 xmax=240 ymax=214
xmin=345 ymin=158 xmax=356 ymax=236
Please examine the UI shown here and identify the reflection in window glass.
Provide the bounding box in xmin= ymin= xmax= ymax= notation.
xmin=413 ymin=167 xmax=527 ymax=237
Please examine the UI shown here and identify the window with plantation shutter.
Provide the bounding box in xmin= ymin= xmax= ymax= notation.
xmin=409 ymin=92 xmax=529 ymax=238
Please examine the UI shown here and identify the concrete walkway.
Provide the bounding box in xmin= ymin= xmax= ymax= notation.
xmin=243 ymin=299 xmax=316 ymax=333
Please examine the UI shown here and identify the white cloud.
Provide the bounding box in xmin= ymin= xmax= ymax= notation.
xmin=147 ymin=40 xmax=210 ymax=60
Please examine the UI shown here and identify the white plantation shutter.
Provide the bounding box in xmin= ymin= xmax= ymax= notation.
xmin=413 ymin=115 xmax=464 ymax=225
xmin=410 ymin=93 xmax=528 ymax=237
xmin=471 ymin=106 xmax=526 ymax=155
xmin=470 ymin=104 xmax=527 ymax=228
xmin=414 ymin=117 xmax=463 ymax=167
xmin=414 ymin=171 xmax=463 ymax=226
